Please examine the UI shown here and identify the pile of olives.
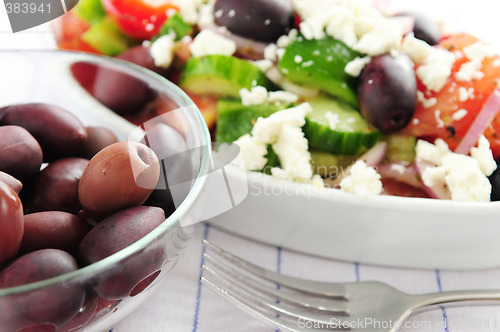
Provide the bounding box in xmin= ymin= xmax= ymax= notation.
xmin=0 ymin=102 xmax=178 ymax=331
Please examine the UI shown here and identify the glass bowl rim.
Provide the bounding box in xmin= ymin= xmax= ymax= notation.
xmin=0 ymin=49 xmax=212 ymax=296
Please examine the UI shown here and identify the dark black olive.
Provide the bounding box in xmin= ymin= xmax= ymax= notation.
xmin=398 ymin=11 xmax=442 ymax=45
xmin=213 ymin=0 xmax=295 ymax=42
xmin=358 ymin=53 xmax=417 ymax=133
xmin=488 ymin=158 xmax=500 ymax=201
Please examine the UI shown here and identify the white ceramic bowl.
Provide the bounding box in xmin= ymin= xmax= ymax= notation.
xmin=209 ymin=165 xmax=500 ymax=270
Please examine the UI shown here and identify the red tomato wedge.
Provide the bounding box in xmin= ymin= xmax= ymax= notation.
xmin=101 ymin=0 xmax=178 ymax=40
xmin=403 ymin=34 xmax=500 ymax=157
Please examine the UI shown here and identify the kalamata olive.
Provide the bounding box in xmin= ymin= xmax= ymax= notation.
xmin=0 ymin=103 xmax=87 ymax=160
xmin=398 ymin=11 xmax=441 ymax=45
xmin=489 ymin=158 xmax=500 ymax=201
xmin=78 ymin=141 xmax=160 ymax=217
xmin=358 ymin=53 xmax=417 ymax=133
xmin=213 ymin=0 xmax=295 ymax=42
xmin=0 ymin=181 xmax=23 ymax=266
xmin=92 ymin=63 xmax=157 ymax=115
xmin=24 ymin=158 xmax=89 ymax=214
xmin=117 ymin=45 xmax=170 ymax=77
xmin=78 ymin=206 xmax=166 ymax=300
xmin=0 ymin=125 xmax=43 ymax=180
xmin=55 ymin=292 xmax=98 ymax=332
xmin=141 ymin=123 xmax=193 ymax=215
xmin=82 ymin=126 xmax=119 ymax=159
xmin=20 ymin=212 xmax=91 ymax=255
xmin=0 ymin=249 xmax=85 ymax=332
xmin=0 ymin=171 xmax=22 ymax=194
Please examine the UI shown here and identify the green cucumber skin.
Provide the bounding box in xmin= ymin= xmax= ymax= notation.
xmin=180 ymin=55 xmax=274 ymax=98
xmin=279 ymin=36 xmax=361 ymax=107
xmin=215 ymin=99 xmax=290 ymax=143
xmin=310 ymin=150 xmax=356 ymax=177
xmin=304 ymin=122 xmax=379 ymax=155
xmin=304 ymin=96 xmax=379 ymax=155
xmin=82 ymin=18 xmax=138 ymax=56
xmin=155 ymin=13 xmax=192 ymax=41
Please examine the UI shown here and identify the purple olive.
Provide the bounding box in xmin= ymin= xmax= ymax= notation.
xmin=214 ymin=0 xmax=295 ymax=42
xmin=0 ymin=249 xmax=85 ymax=332
xmin=0 ymin=125 xmax=43 ymax=180
xmin=398 ymin=11 xmax=441 ymax=45
xmin=82 ymin=126 xmax=119 ymax=159
xmin=78 ymin=206 xmax=166 ymax=300
xmin=92 ymin=62 xmax=157 ymax=116
xmin=24 ymin=158 xmax=89 ymax=214
xmin=20 ymin=212 xmax=91 ymax=255
xmin=0 ymin=171 xmax=22 ymax=194
xmin=358 ymin=53 xmax=417 ymax=133
xmin=117 ymin=45 xmax=170 ymax=77
xmin=0 ymin=103 xmax=87 ymax=161
xmin=141 ymin=123 xmax=192 ymax=216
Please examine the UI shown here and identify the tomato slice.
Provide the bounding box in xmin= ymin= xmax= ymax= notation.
xmin=403 ymin=33 xmax=500 ymax=156
xmin=101 ymin=0 xmax=178 ymax=40
xmin=52 ymin=12 xmax=101 ymax=54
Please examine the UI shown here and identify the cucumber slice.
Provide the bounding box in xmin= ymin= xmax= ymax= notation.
xmin=154 ymin=13 xmax=192 ymax=41
xmin=82 ymin=17 xmax=138 ymax=56
xmin=310 ymin=150 xmax=356 ymax=177
xmin=303 ymin=95 xmax=379 ymax=155
xmin=279 ymin=36 xmax=361 ymax=107
xmin=381 ymin=134 xmax=417 ymax=163
xmin=216 ymin=99 xmax=291 ymax=143
xmin=180 ymin=55 xmax=274 ymax=98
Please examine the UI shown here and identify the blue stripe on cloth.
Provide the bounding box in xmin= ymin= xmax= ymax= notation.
xmin=192 ymin=223 xmax=211 ymax=332
xmin=435 ymin=270 xmax=450 ymax=332
xmin=354 ymin=262 xmax=360 ymax=282
xmin=275 ymin=246 xmax=282 ymax=332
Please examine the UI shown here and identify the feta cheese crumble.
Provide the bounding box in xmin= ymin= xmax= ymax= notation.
xmin=416 ymin=48 xmax=456 ymax=92
xmin=339 ymin=160 xmax=383 ymax=196
xmin=345 ymin=56 xmax=371 ymax=77
xmin=239 ymin=86 xmax=299 ymax=107
xmin=231 ymin=103 xmax=320 ymax=186
xmin=189 ymin=29 xmax=237 ymax=57
xmin=150 ymin=33 xmax=176 ymax=68
xmin=232 ymin=134 xmax=268 ymax=171
xmin=416 ymin=138 xmax=494 ymax=202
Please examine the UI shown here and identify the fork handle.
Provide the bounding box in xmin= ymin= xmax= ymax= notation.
xmin=413 ymin=290 xmax=500 ymax=308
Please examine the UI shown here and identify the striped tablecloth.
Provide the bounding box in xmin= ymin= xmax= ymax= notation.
xmin=114 ymin=223 xmax=500 ymax=332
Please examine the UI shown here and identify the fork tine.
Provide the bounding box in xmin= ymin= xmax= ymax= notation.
xmin=201 ymin=268 xmax=349 ymax=331
xmin=200 ymin=276 xmax=317 ymax=332
xmin=202 ymin=264 xmax=341 ymax=326
xmin=203 ymin=252 xmax=348 ymax=314
xmin=203 ymin=240 xmax=347 ymax=299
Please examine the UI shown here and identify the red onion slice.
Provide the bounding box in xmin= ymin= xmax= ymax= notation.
xmin=377 ymin=162 xmax=423 ymax=189
xmin=327 ymin=142 xmax=387 ymax=187
xmin=414 ymin=158 xmax=451 ymax=199
xmin=455 ymin=87 xmax=500 ymax=155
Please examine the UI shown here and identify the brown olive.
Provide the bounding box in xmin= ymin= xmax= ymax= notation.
xmin=78 ymin=141 xmax=160 ymax=217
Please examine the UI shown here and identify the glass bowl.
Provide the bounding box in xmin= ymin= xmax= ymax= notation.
xmin=0 ymin=50 xmax=211 ymax=332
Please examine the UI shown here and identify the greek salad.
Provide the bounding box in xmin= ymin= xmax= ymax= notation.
xmin=53 ymin=0 xmax=500 ymax=202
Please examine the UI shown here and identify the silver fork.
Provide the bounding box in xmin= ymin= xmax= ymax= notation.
xmin=201 ymin=240 xmax=500 ymax=332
